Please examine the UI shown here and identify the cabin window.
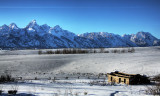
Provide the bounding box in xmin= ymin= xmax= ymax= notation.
xmin=111 ymin=77 xmax=112 ymax=81
xmin=119 ymin=78 xmax=121 ymax=83
xmin=124 ymin=79 xmax=126 ymax=83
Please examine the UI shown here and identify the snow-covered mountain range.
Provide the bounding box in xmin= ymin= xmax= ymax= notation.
xmin=0 ymin=20 xmax=159 ymax=49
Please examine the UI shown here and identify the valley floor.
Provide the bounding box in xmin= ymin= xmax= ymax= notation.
xmin=0 ymin=46 xmax=160 ymax=96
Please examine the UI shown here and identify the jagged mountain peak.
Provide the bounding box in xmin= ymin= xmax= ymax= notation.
xmin=0 ymin=24 xmax=9 ymax=29
xmin=123 ymin=32 xmax=151 ymax=37
xmin=41 ymin=24 xmax=50 ymax=27
xmin=40 ymin=24 xmax=51 ymax=33
xmin=136 ymin=31 xmax=150 ymax=35
xmin=26 ymin=20 xmax=39 ymax=28
xmin=122 ymin=34 xmax=128 ymax=37
xmin=127 ymin=31 xmax=159 ymax=46
xmin=53 ymin=25 xmax=62 ymax=31
xmin=54 ymin=25 xmax=60 ymax=28
xmin=31 ymin=19 xmax=37 ymax=24
xmin=137 ymin=31 xmax=149 ymax=34
xmin=25 ymin=20 xmax=41 ymax=33
xmin=132 ymin=31 xmax=153 ymax=39
xmin=41 ymin=24 xmax=51 ymax=29
xmin=9 ymin=23 xmax=19 ymax=29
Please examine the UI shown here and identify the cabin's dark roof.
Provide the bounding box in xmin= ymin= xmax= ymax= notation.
xmin=107 ymin=71 xmax=137 ymax=78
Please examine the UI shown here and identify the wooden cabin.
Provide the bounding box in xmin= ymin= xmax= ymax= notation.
xmin=107 ymin=71 xmax=150 ymax=85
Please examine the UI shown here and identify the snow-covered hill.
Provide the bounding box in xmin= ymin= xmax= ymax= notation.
xmin=0 ymin=20 xmax=159 ymax=49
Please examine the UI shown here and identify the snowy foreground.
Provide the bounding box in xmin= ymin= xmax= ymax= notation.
xmin=0 ymin=79 xmax=148 ymax=96
xmin=0 ymin=46 xmax=160 ymax=95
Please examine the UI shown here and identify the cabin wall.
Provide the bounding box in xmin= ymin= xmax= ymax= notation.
xmin=107 ymin=74 xmax=130 ymax=85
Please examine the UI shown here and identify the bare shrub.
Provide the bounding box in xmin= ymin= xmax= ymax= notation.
xmin=46 ymin=50 xmax=55 ymax=54
xmin=128 ymin=47 xmax=135 ymax=53
xmin=152 ymin=74 xmax=160 ymax=82
xmin=100 ymin=48 xmax=105 ymax=53
xmin=43 ymin=49 xmax=90 ymax=54
xmin=0 ymin=85 xmax=3 ymax=94
xmin=84 ymin=92 xmax=88 ymax=95
xmin=8 ymin=83 xmax=19 ymax=95
xmin=38 ymin=50 xmax=42 ymax=54
xmin=39 ymin=48 xmax=135 ymax=54
xmin=93 ymin=49 xmax=97 ymax=53
xmin=8 ymin=90 xmax=17 ymax=95
xmin=146 ymin=84 xmax=160 ymax=95
xmin=146 ymin=74 xmax=160 ymax=95
xmin=131 ymin=47 xmax=135 ymax=53
xmin=111 ymin=48 xmax=135 ymax=53
xmin=74 ymin=92 xmax=79 ymax=96
xmin=55 ymin=49 xmax=61 ymax=54
xmin=112 ymin=49 xmax=118 ymax=53
xmin=65 ymin=77 xmax=69 ymax=79
xmin=104 ymin=50 xmax=109 ymax=53
xmin=0 ymin=74 xmax=15 ymax=83
xmin=121 ymin=49 xmax=125 ymax=53
xmin=0 ymin=90 xmax=2 ymax=95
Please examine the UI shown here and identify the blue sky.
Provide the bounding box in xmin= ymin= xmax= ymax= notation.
xmin=0 ymin=0 xmax=160 ymax=38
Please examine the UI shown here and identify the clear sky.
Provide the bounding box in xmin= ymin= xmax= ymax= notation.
xmin=0 ymin=0 xmax=160 ymax=38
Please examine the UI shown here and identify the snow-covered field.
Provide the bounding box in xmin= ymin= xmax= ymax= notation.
xmin=0 ymin=46 xmax=160 ymax=95
xmin=0 ymin=79 xmax=147 ymax=96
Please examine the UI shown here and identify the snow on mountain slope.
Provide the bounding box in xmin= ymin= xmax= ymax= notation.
xmin=79 ymin=32 xmax=129 ymax=47
xmin=9 ymin=23 xmax=19 ymax=30
xmin=0 ymin=24 xmax=10 ymax=36
xmin=40 ymin=24 xmax=50 ymax=33
xmin=49 ymin=25 xmax=78 ymax=48
xmin=130 ymin=32 xmax=160 ymax=46
xmin=26 ymin=20 xmax=47 ymax=36
xmin=0 ymin=20 xmax=159 ymax=49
